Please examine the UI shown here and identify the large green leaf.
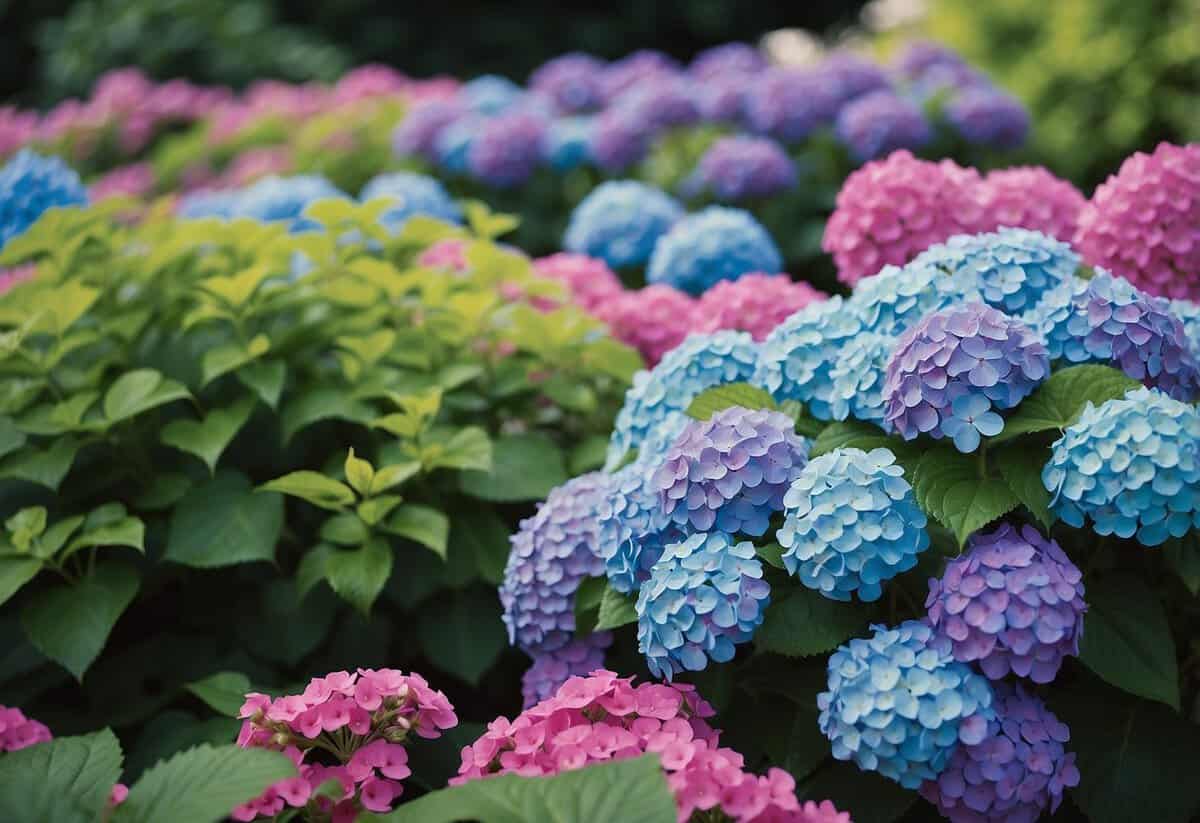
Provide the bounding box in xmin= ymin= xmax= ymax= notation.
xmin=160 ymin=395 xmax=255 ymax=473
xmin=445 ymin=507 xmax=511 ymax=587
xmin=756 ymin=585 xmax=866 ymax=658
xmin=910 ymin=446 xmax=1019 ymax=546
xmin=0 ymin=729 xmax=123 ymax=823
xmin=165 ymin=471 xmax=284 ymax=568
xmin=993 ymin=446 xmax=1055 ymax=529
xmin=369 ymin=754 xmax=676 ymax=823
xmin=102 ymin=369 xmax=191 ymax=425
xmin=0 ymin=436 xmax=82 ymax=490
xmin=417 ymin=587 xmax=506 ymax=686
xmin=427 ymin=426 xmax=493 ymax=473
xmin=595 ymin=584 xmax=638 ymax=631
xmin=0 ymin=556 xmax=42 ymax=607
xmin=184 ymin=671 xmax=253 ymax=717
xmin=258 ymin=470 xmax=355 ymax=511
xmin=112 ymin=744 xmax=296 ymax=823
xmin=573 ymin=576 xmax=608 ymax=636
xmin=236 ymin=359 xmax=286 ymax=409
xmin=200 ymin=335 xmax=270 ymax=386
xmin=20 ymin=562 xmax=139 ymax=680
xmin=0 ymin=416 xmax=27 ymax=458
xmin=459 ymin=432 xmax=566 ymax=502
xmin=280 ymin=387 xmax=374 ymax=442
xmin=384 ymin=504 xmax=450 ymax=559
xmin=1078 ymin=577 xmax=1180 ymax=710
xmin=990 ymin=364 xmax=1141 ymax=444
xmin=325 ymin=538 xmax=393 ymax=615
xmin=685 ymin=382 xmax=776 ymax=420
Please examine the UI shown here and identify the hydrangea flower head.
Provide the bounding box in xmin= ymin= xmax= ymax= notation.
xmin=826 ymin=332 xmax=895 ymax=425
xmin=528 ymin=53 xmax=606 ymax=113
xmin=688 ymin=136 xmax=797 ymax=201
xmin=745 ymin=68 xmax=842 ymax=143
xmin=911 ymin=228 xmax=1081 ymax=315
xmin=594 ymin=284 xmax=697 ymax=367
xmin=1073 ymin=142 xmax=1200 ymax=300
xmin=754 ymin=297 xmax=864 ymax=416
xmin=894 ymin=41 xmax=969 ymax=81
xmin=883 ymin=302 xmax=1049 ymax=451
xmin=599 ymin=50 xmax=681 ymax=102
xmin=0 ymin=149 xmax=88 ymax=248
xmin=778 ymin=448 xmax=928 ymax=601
xmin=688 ymin=42 xmax=767 ymax=80
xmin=178 ymin=188 xmax=242 ymax=220
xmin=945 ymin=87 xmax=1030 ymax=150
xmin=818 ymin=620 xmax=996 ymax=789
xmin=927 ymin=523 xmax=1086 ymax=683
xmin=835 ymin=91 xmax=931 ymax=163
xmin=694 ymin=73 xmax=752 ymax=124
xmin=564 ymin=180 xmax=683 ymax=269
xmin=467 ymin=112 xmax=547 ymax=188
xmin=821 ymin=51 xmax=892 ymax=104
xmin=360 ymin=171 xmax=461 ymax=231
xmin=238 ymin=174 xmax=348 ymax=232
xmin=920 ymin=682 xmax=1080 ymax=822
xmin=981 ymin=167 xmax=1086 ymax=243
xmin=823 ymin=151 xmax=989 ymax=286
xmin=1171 ymin=298 xmax=1200 ymax=361
xmin=434 ymin=115 xmax=483 ymax=174
xmin=646 ymin=207 xmax=782 ymax=295
xmin=0 ymin=705 xmax=52 ymax=752
xmin=653 ymin=406 xmax=809 ymax=536
xmin=589 ymin=107 xmax=652 ymax=173
xmin=845 ymin=258 xmax=982 ymax=339
xmin=521 ymin=632 xmax=612 ymax=708
xmin=696 ymin=273 xmax=827 ymax=341
xmin=542 ymin=117 xmax=594 ymax=171
xmin=610 ymin=76 xmax=701 ymax=135
xmin=532 ymin=252 xmax=624 ymax=314
xmin=500 ymin=472 xmax=609 ymax=655
xmin=391 ymin=98 xmax=465 ymax=161
xmin=637 ymin=531 xmax=770 ymax=679
xmin=460 ymin=74 xmax=523 ymax=115
xmin=1043 ymin=387 xmax=1200 ymax=546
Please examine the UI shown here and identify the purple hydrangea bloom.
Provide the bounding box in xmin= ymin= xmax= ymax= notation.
xmin=636 ymin=531 xmax=770 ymax=680
xmin=466 ymin=112 xmax=547 ymax=187
xmin=521 ymin=632 xmax=612 ymax=708
xmin=688 ymin=42 xmax=767 ymax=80
xmin=821 ymin=52 xmax=893 ymax=104
xmin=920 ymin=682 xmax=1080 ymax=822
xmin=926 ymin=523 xmax=1086 ymax=683
xmin=600 ymin=50 xmax=681 ymax=103
xmin=945 ymin=87 xmax=1030 ymax=150
xmin=529 ymin=52 xmax=607 ymax=113
xmin=693 ymin=73 xmax=752 ymax=124
xmin=589 ymin=108 xmax=652 ymax=173
xmin=610 ymin=76 xmax=701 ymax=136
xmin=883 ymin=302 xmax=1050 ymax=451
xmin=819 ymin=620 xmax=996 ymax=790
xmin=653 ymin=406 xmax=809 ymax=536
xmin=391 ymin=99 xmax=465 ymax=161
xmin=499 ymin=472 xmax=609 ymax=655
xmin=754 ymin=296 xmax=864 ymax=416
xmin=835 ymin=90 xmax=931 ymax=163
xmin=894 ymin=41 xmax=969 ymax=81
xmin=687 ymin=135 xmax=797 ymax=201
xmin=1024 ymin=270 xmax=1200 ymax=400
xmin=779 ymin=447 xmax=928 ymax=602
xmin=745 ymin=68 xmax=843 ymax=143
xmin=1044 ymin=387 xmax=1200 ymax=546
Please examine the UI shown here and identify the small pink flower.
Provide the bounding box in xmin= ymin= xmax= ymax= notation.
xmin=107 ymin=783 xmax=129 ymax=808
xmin=359 ymin=777 xmax=401 ymax=812
xmin=238 ymin=693 xmax=271 ymax=719
xmin=266 ymin=695 xmax=307 ymax=723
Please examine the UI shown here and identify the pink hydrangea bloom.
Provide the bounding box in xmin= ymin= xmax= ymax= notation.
xmin=594 ymin=285 xmax=698 ymax=366
xmin=0 ymin=705 xmax=52 ymax=752
xmin=823 ymin=149 xmax=990 ymax=286
xmin=0 ymin=107 xmax=39 ymax=158
xmin=532 ymin=253 xmax=625 ymax=313
xmin=418 ymin=239 xmax=470 ymax=272
xmin=89 ymin=163 xmax=155 ymax=201
xmin=695 ymin=273 xmax=827 ymax=340
xmin=0 ymin=265 xmax=36 ymax=295
xmin=980 ymin=166 xmax=1086 ymax=243
xmin=1074 ymin=142 xmax=1200 ymax=301
xmin=333 ymin=65 xmax=409 ymax=104
xmin=232 ymin=669 xmax=457 ymax=820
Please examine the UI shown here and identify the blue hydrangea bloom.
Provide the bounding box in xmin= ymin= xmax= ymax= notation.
xmin=835 ymin=90 xmax=932 ymax=163
xmin=237 ymin=175 xmax=348 ymax=232
xmin=178 ymin=188 xmax=242 ymax=220
xmin=818 ymin=620 xmax=996 ymax=789
xmin=360 ymin=171 xmax=461 ymax=231
xmin=564 ymin=180 xmax=683 ymax=270
xmin=846 ymin=260 xmax=982 ymax=339
xmin=461 ymin=74 xmax=524 ymax=115
xmin=883 ymin=302 xmax=1050 ymax=451
xmin=543 ymin=117 xmax=594 ymax=170
xmin=499 ymin=472 xmax=609 ymax=655
xmin=1043 ymin=387 xmax=1200 ymax=546
xmin=636 ymin=531 xmax=770 ymax=680
xmin=945 ymin=87 xmax=1030 ymax=150
xmin=778 ymin=448 xmax=929 ymax=601
xmin=646 ymin=207 xmax=782 ymax=295
xmin=652 ymin=406 xmax=809 ymax=537
xmin=1024 ymin=270 xmax=1200 ymax=401
xmin=1170 ymin=299 xmax=1200 ymax=361
xmin=434 ymin=116 xmax=483 ymax=174
xmin=827 ymin=332 xmax=898 ymax=427
xmin=0 ymin=149 xmax=88 ymax=248
xmin=912 ymin=228 xmax=1080 ymax=315
xmin=753 ymin=297 xmax=864 ymax=416
xmin=596 ymin=452 xmax=689 ymax=594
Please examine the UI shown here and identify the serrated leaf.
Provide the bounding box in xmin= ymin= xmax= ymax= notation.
xmin=103 ymin=369 xmax=191 ymax=424
xmin=201 ymin=335 xmax=270 ymax=386
xmin=236 ymin=359 xmax=286 ymax=409
xmin=325 ymin=538 xmax=392 ymax=615
xmin=993 ymin=447 xmax=1055 ymax=528
xmin=161 ymin=395 xmax=256 ymax=473
xmin=165 ymin=471 xmax=284 ymax=568
xmin=259 ymin=471 xmax=355 ymax=511
xmin=416 ymin=588 xmax=506 ymax=686
xmin=756 ymin=586 xmax=866 ymax=657
xmin=112 ymin=744 xmax=296 ymax=823
xmin=574 ymin=576 xmax=608 ymax=636
xmin=21 ymin=563 xmax=140 ymax=679
xmin=990 ymin=364 xmax=1141 ymax=444
xmin=685 ymin=382 xmax=777 ymax=420
xmin=184 ymin=671 xmax=253 ymax=717
xmin=384 ymin=504 xmax=449 ymax=559
xmin=0 ymin=729 xmax=123 ymax=823
xmin=595 ymin=584 xmax=638 ymax=631
xmin=459 ymin=432 xmax=563 ymax=501
xmin=1079 ymin=577 xmax=1180 ymax=710
xmin=910 ymin=446 xmax=1019 ymax=546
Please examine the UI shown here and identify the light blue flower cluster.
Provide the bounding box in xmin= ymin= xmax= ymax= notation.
xmin=636 ymin=531 xmax=770 ymax=680
xmin=827 ymin=332 xmax=895 ymax=425
xmin=778 ymin=448 xmax=929 ymax=601
xmin=360 ymin=171 xmax=462 ymax=231
xmin=434 ymin=116 xmax=482 ymax=173
xmin=818 ymin=621 xmax=996 ymax=790
xmin=912 ymin=228 xmax=1080 ymax=315
xmin=564 ymin=180 xmax=683 ymax=269
xmin=179 ymin=174 xmax=348 ymax=233
xmin=542 ymin=117 xmax=594 ymax=171
xmin=646 ymin=207 xmax=782 ymax=295
xmin=845 ymin=260 xmax=981 ymax=338
xmin=461 ymin=74 xmax=525 ymax=115
xmin=605 ymin=331 xmax=761 ymax=469
xmin=0 ymin=149 xmax=88 ymax=248
xmin=1043 ymin=387 xmax=1200 ymax=546
xmin=753 ymin=297 xmax=863 ymax=417
xmin=1170 ymin=299 xmax=1200 ymax=360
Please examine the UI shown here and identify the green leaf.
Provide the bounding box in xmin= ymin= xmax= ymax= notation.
xmin=809 ymin=420 xmax=907 ymax=459
xmin=582 ymin=337 xmax=644 ymax=383
xmin=236 ymin=359 xmax=286 ymax=409
xmin=259 ymin=471 xmax=356 ymax=511
xmin=280 ymin=387 xmax=374 ymax=442
xmin=459 ymin=432 xmax=565 ymax=501
xmin=6 ymin=505 xmax=47 ymax=550
xmin=446 ymin=507 xmax=511 ymax=587
xmin=343 ymin=448 xmax=375 ymax=496
xmin=993 ymin=446 xmax=1055 ymax=529
xmin=63 ymin=516 xmax=145 ymax=559
xmin=569 ymin=435 xmax=609 ymax=476
xmin=43 ymin=281 xmax=101 ymax=336
xmin=1163 ymin=533 xmax=1200 ymax=596
xmin=200 ymin=335 xmax=270 ymax=386
xmin=384 ymin=504 xmax=450 ymax=559
xmin=34 ymin=514 xmax=85 ymax=559
xmin=685 ymin=382 xmax=777 ymax=420
xmin=160 ymin=395 xmax=256 ymax=473
xmin=756 ymin=542 xmax=787 ymax=570
xmin=595 ymin=584 xmax=638 ymax=631
xmin=357 ymin=495 xmax=402 ymax=527
xmin=21 ymin=563 xmax=140 ymax=679
xmin=165 ymin=471 xmax=284 ymax=568
xmin=0 ymin=729 xmax=123 ymax=823
xmin=199 ymin=263 xmax=278 ymax=308
xmin=0 ymin=436 xmax=82 ymax=490
xmin=0 ymin=557 xmax=41 ymax=607
xmin=1079 ymin=577 xmax=1180 ymax=710
xmin=428 ymin=426 xmax=493 ymax=473
xmin=0 ymin=416 xmax=27 ymax=458
xmin=990 ymin=364 xmax=1141 ymax=444
xmin=370 ymin=461 xmax=420 ymax=495
xmin=462 ymin=201 xmax=520 ymax=240
xmin=417 ymin=587 xmax=506 ymax=686
xmin=320 ymin=513 xmax=370 ymax=546
xmin=573 ymin=576 xmax=608 ymax=636
xmin=102 ymin=369 xmax=191 ymax=424
xmin=325 ymin=538 xmax=393 ymax=615
xmin=184 ymin=671 xmax=253 ymax=717
xmin=910 ymin=446 xmax=1019 ymax=546
xmin=112 ymin=744 xmax=297 ymax=823
xmin=135 ymin=473 xmax=192 ymax=511
xmin=368 ymin=754 xmax=675 ymax=823
xmin=756 ymin=586 xmax=866 ymax=658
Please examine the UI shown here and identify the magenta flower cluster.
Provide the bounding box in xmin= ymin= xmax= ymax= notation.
xmin=0 ymin=704 xmax=51 ymax=752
